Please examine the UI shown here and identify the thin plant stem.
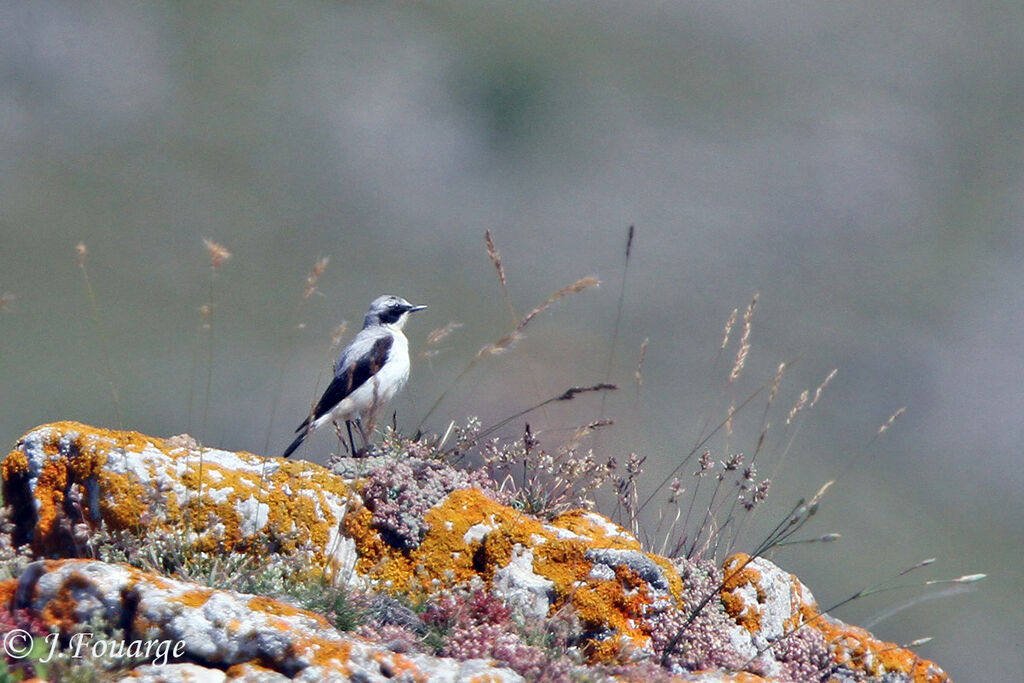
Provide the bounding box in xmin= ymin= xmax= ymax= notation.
xmin=76 ymin=244 xmax=122 ymax=429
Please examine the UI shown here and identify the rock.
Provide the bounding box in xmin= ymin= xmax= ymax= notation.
xmin=1 ymin=421 xmax=356 ymax=573
xmin=6 ymin=558 xmax=524 ymax=682
xmin=1 ymin=422 xmax=952 ymax=682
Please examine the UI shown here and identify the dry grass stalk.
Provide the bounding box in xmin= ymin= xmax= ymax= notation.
xmin=786 ymin=390 xmax=809 ymax=425
xmin=196 ymin=238 xmax=232 ymax=510
xmin=729 ymin=293 xmax=758 ymax=381
xmin=485 ymin=230 xmax=520 ymax=326
xmin=199 ymin=304 xmax=212 ymax=330
xmin=330 ymin=322 xmax=349 ymax=356
xmin=203 ymin=238 xmax=231 ymax=269
xmin=474 ymin=276 xmax=599 ymax=358
xmin=418 ymin=322 xmax=463 ymax=360
xmin=74 ymin=241 xmax=123 ymax=430
xmin=426 ymin=322 xmax=462 ymax=346
xmin=476 ymin=331 xmax=524 ymax=358
xmin=302 ymin=256 xmax=330 ymax=300
xmin=720 ymin=307 xmax=738 ymax=350
xmin=565 ymin=419 xmax=614 ymax=451
xmin=484 ymin=229 xmax=507 ymax=289
xmin=635 ymin=337 xmax=649 ymax=388
xmin=810 ymin=368 xmax=838 ymax=407
xmin=809 ymin=479 xmax=833 ymax=508
xmin=516 ymin=276 xmax=600 ymax=332
xmin=768 ymin=362 xmax=786 ymax=404
xmin=877 ymin=407 xmax=906 ymax=435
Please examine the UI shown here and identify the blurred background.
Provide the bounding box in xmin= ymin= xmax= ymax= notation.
xmin=1 ymin=1 xmax=1021 ymax=678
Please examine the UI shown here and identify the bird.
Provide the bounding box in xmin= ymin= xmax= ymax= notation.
xmin=282 ymin=294 xmax=427 ymax=458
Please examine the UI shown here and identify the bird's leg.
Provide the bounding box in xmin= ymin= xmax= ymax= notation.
xmin=345 ymin=420 xmax=357 ymax=457
xmin=354 ymin=417 xmax=373 ymax=456
xmin=330 ymin=419 xmax=349 ymax=457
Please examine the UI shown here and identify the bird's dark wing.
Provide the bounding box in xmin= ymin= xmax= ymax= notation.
xmin=304 ymin=334 xmax=393 ymax=427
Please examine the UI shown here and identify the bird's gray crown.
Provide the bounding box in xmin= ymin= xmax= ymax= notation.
xmin=364 ymin=294 xmax=427 ymax=329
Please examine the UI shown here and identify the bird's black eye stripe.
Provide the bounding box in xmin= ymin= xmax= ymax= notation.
xmin=378 ymin=306 xmax=406 ymax=324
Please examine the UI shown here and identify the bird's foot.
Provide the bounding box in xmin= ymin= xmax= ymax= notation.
xmin=352 ymin=443 xmax=381 ymax=458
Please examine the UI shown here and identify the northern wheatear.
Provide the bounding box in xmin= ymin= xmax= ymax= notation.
xmin=282 ymin=295 xmax=426 ymax=458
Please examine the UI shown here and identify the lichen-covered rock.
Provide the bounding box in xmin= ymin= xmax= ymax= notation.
xmin=1 ymin=421 xmax=356 ymax=572
xmin=718 ymin=554 xmax=950 ymax=683
xmin=1 ymin=422 xmax=952 ymax=682
xmin=4 ymin=559 xmax=524 ymax=682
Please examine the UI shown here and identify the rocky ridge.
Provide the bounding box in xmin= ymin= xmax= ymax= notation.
xmin=0 ymin=422 xmax=951 ymax=682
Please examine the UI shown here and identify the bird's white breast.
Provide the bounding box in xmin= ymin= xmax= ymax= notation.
xmin=317 ymin=329 xmax=411 ymax=427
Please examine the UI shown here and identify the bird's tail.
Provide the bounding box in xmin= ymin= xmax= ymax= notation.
xmin=281 ymin=429 xmax=307 ymax=459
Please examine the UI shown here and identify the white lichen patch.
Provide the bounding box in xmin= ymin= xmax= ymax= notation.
xmin=463 ymin=520 xmax=496 ymax=545
xmin=236 ymin=496 xmax=271 ymax=538
xmin=492 ymin=546 xmax=555 ymax=620
xmin=582 ymin=512 xmax=633 ymax=540
xmin=545 ymin=524 xmax=582 ymax=540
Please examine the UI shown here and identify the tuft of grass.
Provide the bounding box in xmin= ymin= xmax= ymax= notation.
xmin=480 ymin=421 xmax=614 ymax=518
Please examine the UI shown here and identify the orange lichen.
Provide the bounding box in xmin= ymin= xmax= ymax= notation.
xmin=0 ymin=578 xmax=17 ymax=609
xmin=247 ymin=595 xmax=332 ymax=628
xmin=125 ymin=564 xmax=175 ymax=590
xmin=225 ymin=663 xmax=279 ymax=678
xmin=4 ymin=422 xmax=354 ymax=571
xmin=1 ymin=448 xmax=29 ymax=478
xmin=651 ymin=554 xmax=686 ymax=606
xmin=551 ymin=510 xmax=641 ymax=550
xmin=783 ymin=574 xmax=816 ymax=633
xmin=97 ymin=472 xmax=148 ymax=531
xmin=33 ymin=459 xmax=68 ymax=545
xmin=810 ymin=612 xmax=950 ymax=683
xmin=302 ymin=637 xmax=353 ymax=674
xmin=347 ymin=488 xmax=548 ymax=593
xmin=175 ymin=588 xmax=214 ymax=608
xmin=376 ymin=652 xmax=424 ymax=681
xmin=39 ymin=570 xmax=94 ymax=632
xmin=345 ymin=487 xmax=682 ymax=657
xmin=720 ymin=554 xmax=765 ymax=633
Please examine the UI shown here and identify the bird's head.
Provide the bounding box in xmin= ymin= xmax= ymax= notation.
xmin=364 ymin=295 xmax=427 ymax=330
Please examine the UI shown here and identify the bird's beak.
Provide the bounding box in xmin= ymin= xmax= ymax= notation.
xmin=407 ymin=304 xmax=428 ymax=313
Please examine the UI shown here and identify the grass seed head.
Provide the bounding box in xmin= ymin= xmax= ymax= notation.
xmin=484 ymin=229 xmax=507 ymax=289
xmin=203 ymin=238 xmax=231 ymax=269
xmin=302 ymin=256 xmax=330 ymax=300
